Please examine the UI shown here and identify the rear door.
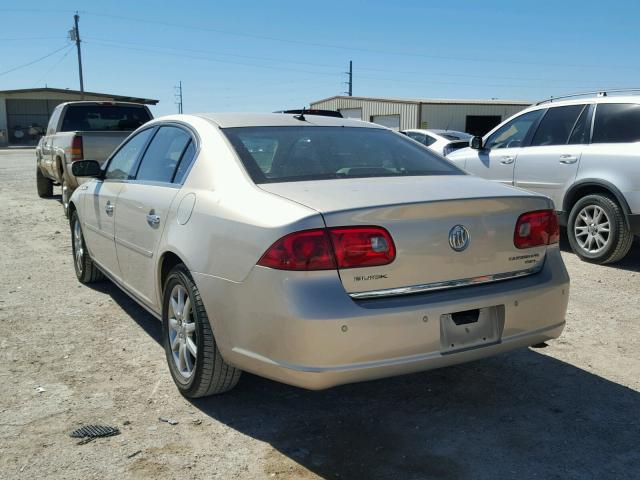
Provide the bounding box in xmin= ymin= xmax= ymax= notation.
xmin=463 ymin=109 xmax=545 ymax=185
xmin=82 ymin=127 xmax=155 ymax=280
xmin=114 ymin=125 xmax=196 ymax=307
xmin=514 ymin=104 xmax=590 ymax=208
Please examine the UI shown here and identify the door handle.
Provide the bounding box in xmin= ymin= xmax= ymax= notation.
xmin=559 ymin=155 xmax=578 ymax=164
xmin=105 ymin=201 xmax=114 ymax=215
xmin=500 ymin=156 xmax=515 ymax=164
xmin=146 ymin=213 xmax=161 ymax=226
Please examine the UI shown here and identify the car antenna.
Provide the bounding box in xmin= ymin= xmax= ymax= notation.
xmin=294 ymin=107 xmax=307 ymax=121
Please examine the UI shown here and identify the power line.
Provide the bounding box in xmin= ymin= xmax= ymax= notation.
xmin=0 ymin=44 xmax=70 ymax=77
xmin=32 ymin=44 xmax=74 ymax=87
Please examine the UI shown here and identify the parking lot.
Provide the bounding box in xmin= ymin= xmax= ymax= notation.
xmin=0 ymin=148 xmax=638 ymax=479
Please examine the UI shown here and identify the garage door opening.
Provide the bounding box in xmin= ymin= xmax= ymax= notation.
xmin=465 ymin=115 xmax=502 ymax=136
xmin=371 ymin=114 xmax=400 ymax=131
xmin=339 ymin=108 xmax=362 ymax=120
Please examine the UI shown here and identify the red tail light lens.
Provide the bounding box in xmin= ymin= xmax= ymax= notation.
xmin=257 ymin=229 xmax=336 ymax=270
xmin=70 ymin=136 xmax=83 ymax=162
xmin=257 ymin=226 xmax=396 ymax=271
xmin=329 ymin=227 xmax=395 ymax=268
xmin=514 ymin=209 xmax=559 ymax=249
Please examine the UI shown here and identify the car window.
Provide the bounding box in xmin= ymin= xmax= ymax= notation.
xmin=424 ymin=134 xmax=437 ymax=146
xmin=135 ymin=126 xmax=191 ymax=183
xmin=46 ymin=106 xmax=62 ymax=135
xmin=484 ymin=110 xmax=544 ymax=150
xmin=567 ymin=105 xmax=592 ymax=145
xmin=60 ymin=105 xmax=151 ymax=132
xmin=592 ymin=103 xmax=640 ymax=143
xmin=104 ymin=128 xmax=154 ymax=180
xmin=406 ymin=131 xmax=426 ymax=144
xmin=223 ymin=126 xmax=463 ymax=184
xmin=173 ymin=140 xmax=196 ymax=184
xmin=530 ymin=105 xmax=585 ymax=146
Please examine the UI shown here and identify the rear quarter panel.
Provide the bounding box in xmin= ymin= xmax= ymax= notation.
xmin=576 ymin=143 xmax=640 ymax=213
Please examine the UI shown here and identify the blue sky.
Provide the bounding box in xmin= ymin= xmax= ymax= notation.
xmin=1 ymin=1 xmax=639 ymax=116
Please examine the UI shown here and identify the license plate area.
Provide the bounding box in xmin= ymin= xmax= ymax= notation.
xmin=440 ymin=305 xmax=505 ymax=353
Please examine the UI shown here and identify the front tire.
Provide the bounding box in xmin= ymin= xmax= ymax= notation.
xmin=567 ymin=194 xmax=633 ymax=264
xmin=36 ymin=166 xmax=53 ymax=198
xmin=162 ymin=265 xmax=241 ymax=397
xmin=70 ymin=211 xmax=105 ymax=283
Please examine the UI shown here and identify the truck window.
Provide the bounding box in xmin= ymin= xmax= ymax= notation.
xmin=60 ymin=105 xmax=151 ymax=132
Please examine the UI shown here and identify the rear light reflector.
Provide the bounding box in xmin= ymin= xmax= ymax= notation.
xmin=514 ymin=209 xmax=559 ymax=249
xmin=257 ymin=226 xmax=396 ymax=271
xmin=70 ymin=136 xmax=83 ymax=162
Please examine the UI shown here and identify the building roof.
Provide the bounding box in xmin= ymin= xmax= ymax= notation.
xmin=0 ymin=87 xmax=158 ymax=105
xmin=311 ymin=95 xmax=531 ymax=106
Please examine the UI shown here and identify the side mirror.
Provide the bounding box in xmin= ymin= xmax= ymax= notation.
xmin=71 ymin=160 xmax=102 ymax=178
xmin=470 ymin=136 xmax=484 ymax=150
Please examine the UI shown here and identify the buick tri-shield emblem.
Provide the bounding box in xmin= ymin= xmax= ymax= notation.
xmin=449 ymin=225 xmax=470 ymax=252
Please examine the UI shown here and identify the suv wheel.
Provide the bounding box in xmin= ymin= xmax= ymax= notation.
xmin=70 ymin=211 xmax=105 ymax=283
xmin=567 ymin=194 xmax=634 ymax=264
xmin=162 ymin=264 xmax=241 ymax=397
xmin=36 ymin=166 xmax=53 ymax=198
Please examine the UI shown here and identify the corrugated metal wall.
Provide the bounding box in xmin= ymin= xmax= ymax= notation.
xmin=420 ymin=103 xmax=526 ymax=132
xmin=310 ymin=97 xmax=419 ymax=130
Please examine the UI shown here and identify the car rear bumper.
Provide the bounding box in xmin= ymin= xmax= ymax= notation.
xmin=193 ymin=246 xmax=569 ymax=390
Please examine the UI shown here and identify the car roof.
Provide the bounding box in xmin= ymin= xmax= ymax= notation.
xmin=195 ymin=112 xmax=383 ymax=129
xmin=529 ymin=95 xmax=640 ymax=110
xmin=403 ymin=129 xmax=471 ymax=139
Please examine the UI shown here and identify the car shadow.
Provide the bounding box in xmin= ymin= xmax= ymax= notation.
xmin=94 ymin=279 xmax=639 ymax=479
xmin=560 ymin=229 xmax=640 ymax=273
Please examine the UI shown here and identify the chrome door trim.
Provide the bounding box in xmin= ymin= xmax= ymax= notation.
xmin=114 ymin=236 xmax=154 ymax=258
xmin=84 ymin=222 xmax=114 ymax=241
xmin=348 ymin=264 xmax=543 ymax=300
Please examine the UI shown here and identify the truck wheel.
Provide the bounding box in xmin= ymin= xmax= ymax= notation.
xmin=62 ymin=176 xmax=71 ymax=218
xmin=36 ymin=166 xmax=53 ymax=198
xmin=567 ymin=194 xmax=634 ymax=264
xmin=162 ymin=264 xmax=241 ymax=397
xmin=70 ymin=211 xmax=105 ymax=283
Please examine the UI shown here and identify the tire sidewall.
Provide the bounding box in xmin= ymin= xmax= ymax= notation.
xmin=568 ymin=195 xmax=620 ymax=262
xmin=70 ymin=211 xmax=85 ymax=280
xmin=162 ymin=266 xmax=206 ymax=396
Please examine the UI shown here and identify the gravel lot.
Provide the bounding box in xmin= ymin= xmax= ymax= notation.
xmin=1 ymin=149 xmax=639 ymax=480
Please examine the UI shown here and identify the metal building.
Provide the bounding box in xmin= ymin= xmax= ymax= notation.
xmin=310 ymin=96 xmax=531 ymax=135
xmin=0 ymin=87 xmax=158 ymax=147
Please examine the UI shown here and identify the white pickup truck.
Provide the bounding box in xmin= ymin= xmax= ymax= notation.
xmin=35 ymin=101 xmax=153 ymax=215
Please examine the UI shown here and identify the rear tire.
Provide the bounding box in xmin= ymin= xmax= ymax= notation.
xmin=162 ymin=264 xmax=241 ymax=397
xmin=567 ymin=194 xmax=633 ymax=264
xmin=70 ymin=211 xmax=105 ymax=283
xmin=36 ymin=166 xmax=53 ymax=198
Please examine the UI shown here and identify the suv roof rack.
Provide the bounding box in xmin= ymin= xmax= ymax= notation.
xmin=535 ymin=88 xmax=640 ymax=105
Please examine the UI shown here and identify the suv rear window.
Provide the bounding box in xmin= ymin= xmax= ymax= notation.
xmin=223 ymin=126 xmax=462 ymax=183
xmin=60 ymin=105 xmax=151 ymax=132
xmin=592 ymin=103 xmax=640 ymax=143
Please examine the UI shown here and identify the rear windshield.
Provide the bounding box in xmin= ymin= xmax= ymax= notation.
xmin=223 ymin=126 xmax=462 ymax=183
xmin=60 ymin=105 xmax=151 ymax=132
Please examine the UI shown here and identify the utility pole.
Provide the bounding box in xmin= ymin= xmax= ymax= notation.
xmin=70 ymin=12 xmax=84 ymax=98
xmin=348 ymin=60 xmax=353 ymax=96
xmin=175 ymin=81 xmax=183 ymax=113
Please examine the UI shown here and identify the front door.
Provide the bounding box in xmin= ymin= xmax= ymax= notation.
xmin=82 ymin=127 xmax=156 ymax=281
xmin=114 ymin=125 xmax=194 ymax=308
xmin=514 ymin=104 xmax=590 ymax=208
xmin=463 ymin=109 xmax=545 ymax=186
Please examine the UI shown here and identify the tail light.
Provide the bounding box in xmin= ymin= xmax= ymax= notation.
xmin=514 ymin=209 xmax=559 ymax=249
xmin=70 ymin=136 xmax=83 ymax=162
xmin=257 ymin=226 xmax=395 ymax=271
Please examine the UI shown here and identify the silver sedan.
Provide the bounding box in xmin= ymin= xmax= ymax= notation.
xmin=68 ymin=113 xmax=570 ymax=396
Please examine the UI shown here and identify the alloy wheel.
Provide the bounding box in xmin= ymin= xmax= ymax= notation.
xmin=167 ymin=284 xmax=197 ymax=378
xmin=574 ymin=205 xmax=611 ymax=254
xmin=73 ymin=219 xmax=84 ymax=274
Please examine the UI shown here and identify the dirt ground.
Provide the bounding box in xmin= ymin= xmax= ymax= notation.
xmin=1 ymin=149 xmax=638 ymax=480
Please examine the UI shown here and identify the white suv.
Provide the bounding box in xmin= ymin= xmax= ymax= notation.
xmin=448 ymin=91 xmax=640 ymax=264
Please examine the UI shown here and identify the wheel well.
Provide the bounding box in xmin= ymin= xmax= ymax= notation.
xmin=55 ymin=156 xmax=64 ymax=177
xmin=67 ymin=201 xmax=77 ymax=220
xmin=159 ymin=252 xmax=184 ymax=292
xmin=564 ymin=184 xmax=629 ymax=215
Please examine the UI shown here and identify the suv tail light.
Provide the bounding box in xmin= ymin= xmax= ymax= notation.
xmin=257 ymin=226 xmax=395 ymax=271
xmin=70 ymin=136 xmax=83 ymax=162
xmin=514 ymin=209 xmax=559 ymax=249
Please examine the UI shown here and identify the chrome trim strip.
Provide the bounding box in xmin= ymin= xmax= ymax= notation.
xmin=84 ymin=222 xmax=113 ymax=240
xmin=349 ymin=265 xmax=543 ymax=300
